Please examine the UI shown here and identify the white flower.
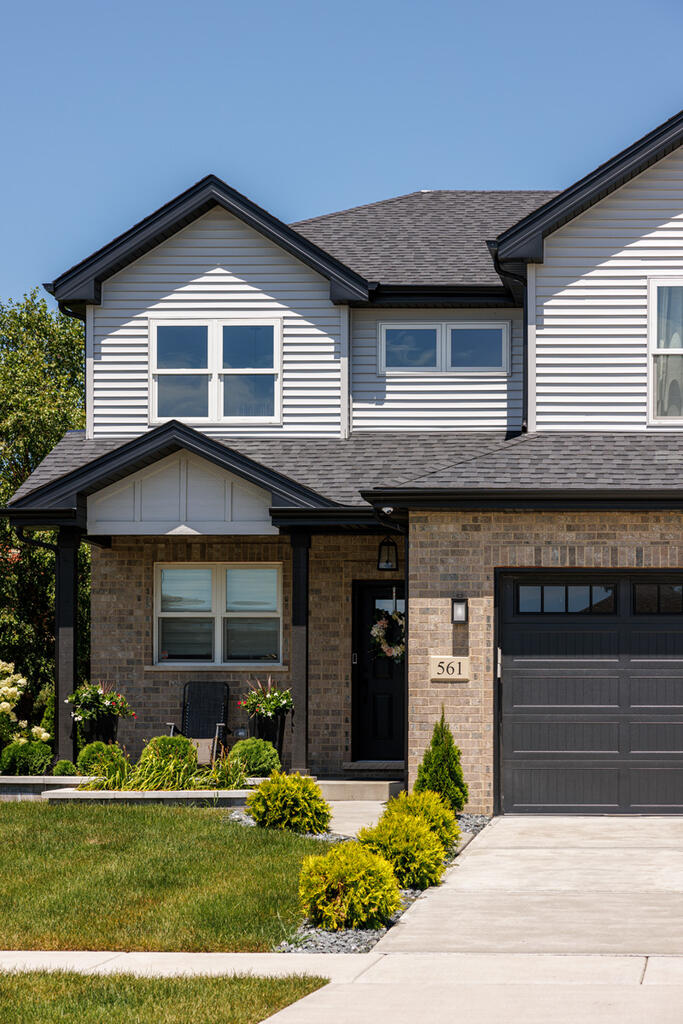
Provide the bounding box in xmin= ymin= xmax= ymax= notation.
xmin=18 ymin=721 xmax=27 ymax=729
xmin=64 ymin=699 xmax=69 ymax=704
xmin=16 ymin=737 xmax=27 ymax=745
xmin=0 ymin=702 xmax=10 ymax=713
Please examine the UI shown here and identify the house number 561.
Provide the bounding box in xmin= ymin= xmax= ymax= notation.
xmin=429 ymin=655 xmax=470 ymax=682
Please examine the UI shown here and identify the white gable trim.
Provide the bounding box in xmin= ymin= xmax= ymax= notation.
xmin=87 ymin=451 xmax=277 ymax=535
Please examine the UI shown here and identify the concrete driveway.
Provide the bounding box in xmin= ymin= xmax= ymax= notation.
xmin=267 ymin=815 xmax=683 ymax=1023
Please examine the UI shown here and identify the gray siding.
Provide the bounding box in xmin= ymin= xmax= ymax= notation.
xmin=350 ymin=308 xmax=523 ymax=432
xmin=89 ymin=207 xmax=343 ymax=438
xmin=533 ymin=146 xmax=683 ymax=431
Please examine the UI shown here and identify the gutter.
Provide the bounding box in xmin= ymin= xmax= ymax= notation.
xmin=361 ymin=486 xmax=683 ymax=512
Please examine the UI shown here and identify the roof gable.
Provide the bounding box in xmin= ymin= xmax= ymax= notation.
xmin=496 ymin=107 xmax=683 ymax=263
xmin=45 ymin=175 xmax=370 ymax=315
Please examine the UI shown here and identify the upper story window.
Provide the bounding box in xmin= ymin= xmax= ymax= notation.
xmin=151 ymin=319 xmax=282 ymax=425
xmin=649 ymin=281 xmax=683 ymax=422
xmin=378 ymin=321 xmax=510 ymax=374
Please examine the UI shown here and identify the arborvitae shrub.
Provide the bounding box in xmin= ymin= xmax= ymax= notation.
xmin=414 ymin=710 xmax=468 ymax=812
xmin=358 ymin=813 xmax=446 ymax=890
xmin=383 ymin=789 xmax=460 ymax=851
xmin=246 ymin=772 xmax=331 ymax=834
xmin=299 ymin=842 xmax=401 ymax=930
xmin=76 ymin=741 xmax=127 ymax=775
xmin=138 ymin=734 xmax=197 ymax=766
xmin=52 ymin=759 xmax=77 ymax=776
xmin=230 ymin=737 xmax=280 ymax=776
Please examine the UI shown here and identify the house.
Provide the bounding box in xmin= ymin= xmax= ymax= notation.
xmin=8 ymin=107 xmax=683 ymax=815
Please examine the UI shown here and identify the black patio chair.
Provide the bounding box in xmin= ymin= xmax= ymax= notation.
xmin=166 ymin=681 xmax=229 ymax=764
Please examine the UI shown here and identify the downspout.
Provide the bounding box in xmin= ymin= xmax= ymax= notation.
xmin=14 ymin=525 xmax=57 ymax=554
xmin=487 ymin=241 xmax=529 ymax=435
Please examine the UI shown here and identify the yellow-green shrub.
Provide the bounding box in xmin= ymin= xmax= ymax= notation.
xmin=358 ymin=813 xmax=445 ymax=889
xmin=246 ymin=772 xmax=331 ymax=834
xmin=299 ymin=842 xmax=401 ymax=930
xmin=383 ymin=790 xmax=460 ymax=851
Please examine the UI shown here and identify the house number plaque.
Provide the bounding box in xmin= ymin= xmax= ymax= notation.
xmin=430 ymin=656 xmax=469 ymax=682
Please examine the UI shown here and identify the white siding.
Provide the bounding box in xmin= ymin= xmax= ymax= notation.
xmin=534 ymin=146 xmax=683 ymax=430
xmin=350 ymin=308 xmax=523 ymax=431
xmin=87 ymin=452 xmax=276 ymax=535
xmin=90 ymin=207 xmax=342 ymax=437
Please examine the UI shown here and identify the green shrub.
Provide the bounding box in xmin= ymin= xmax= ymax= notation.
xmin=53 ymin=759 xmax=77 ymax=776
xmin=383 ymin=790 xmax=460 ymax=851
xmin=414 ymin=710 xmax=468 ymax=812
xmin=138 ymin=734 xmax=197 ymax=766
xmin=230 ymin=737 xmax=280 ymax=777
xmin=76 ymin=741 xmax=127 ymax=776
xmin=0 ymin=740 xmax=52 ymax=776
xmin=199 ymin=749 xmax=247 ymax=790
xmin=246 ymin=772 xmax=331 ymax=834
xmin=358 ymin=813 xmax=445 ymax=889
xmin=299 ymin=841 xmax=401 ymax=930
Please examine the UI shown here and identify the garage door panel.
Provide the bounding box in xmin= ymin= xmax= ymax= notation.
xmin=511 ymin=720 xmax=620 ymax=754
xmin=501 ymin=573 xmax=683 ymax=814
xmin=509 ymin=675 xmax=620 ymax=709
xmin=630 ymin=677 xmax=683 ymax=709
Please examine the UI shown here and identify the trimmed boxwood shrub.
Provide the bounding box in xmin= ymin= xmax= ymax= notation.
xmin=246 ymin=772 xmax=331 ymax=834
xmin=299 ymin=841 xmax=401 ymax=930
xmin=230 ymin=737 xmax=280 ymax=777
xmin=0 ymin=740 xmax=52 ymax=776
xmin=53 ymin=759 xmax=78 ymax=776
xmin=76 ymin=741 xmax=126 ymax=775
xmin=414 ymin=710 xmax=468 ymax=812
xmin=138 ymin=735 xmax=197 ymax=766
xmin=383 ymin=790 xmax=460 ymax=851
xmin=358 ymin=812 xmax=446 ymax=889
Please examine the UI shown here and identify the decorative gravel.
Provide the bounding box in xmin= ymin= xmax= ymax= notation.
xmin=229 ymin=808 xmax=346 ymax=843
xmin=457 ymin=813 xmax=491 ymax=837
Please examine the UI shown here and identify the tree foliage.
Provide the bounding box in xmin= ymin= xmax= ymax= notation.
xmin=0 ymin=290 xmax=90 ymax=718
xmin=414 ymin=709 xmax=469 ymax=812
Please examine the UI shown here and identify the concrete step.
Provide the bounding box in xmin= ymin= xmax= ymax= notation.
xmin=317 ymin=779 xmax=404 ymax=802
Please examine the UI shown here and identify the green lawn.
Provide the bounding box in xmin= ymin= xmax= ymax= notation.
xmin=0 ymin=972 xmax=326 ymax=1024
xmin=0 ymin=803 xmax=325 ymax=951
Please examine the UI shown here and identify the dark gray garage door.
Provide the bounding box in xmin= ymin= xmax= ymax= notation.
xmin=500 ymin=573 xmax=683 ymax=813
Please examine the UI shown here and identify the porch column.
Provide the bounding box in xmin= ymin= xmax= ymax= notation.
xmin=55 ymin=526 xmax=81 ymax=762
xmin=289 ymin=530 xmax=310 ymax=772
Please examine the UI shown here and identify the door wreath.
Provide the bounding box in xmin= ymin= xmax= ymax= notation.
xmin=370 ymin=609 xmax=406 ymax=663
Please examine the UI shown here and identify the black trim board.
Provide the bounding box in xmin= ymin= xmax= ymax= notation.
xmin=7 ymin=420 xmax=336 ymax=516
xmin=362 ymin=486 xmax=683 ymax=512
xmin=495 ymin=107 xmax=683 ymax=264
xmin=45 ymin=175 xmax=371 ymax=313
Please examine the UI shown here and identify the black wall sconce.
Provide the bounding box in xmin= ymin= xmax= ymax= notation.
xmin=377 ymin=536 xmax=399 ymax=571
xmin=451 ymin=598 xmax=468 ymax=623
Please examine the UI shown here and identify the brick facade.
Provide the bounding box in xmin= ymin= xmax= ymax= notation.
xmin=407 ymin=509 xmax=683 ymax=814
xmin=90 ymin=533 xmax=403 ymax=773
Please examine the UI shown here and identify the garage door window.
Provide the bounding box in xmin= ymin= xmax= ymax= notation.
xmin=518 ymin=583 xmax=615 ymax=614
xmin=633 ymin=582 xmax=683 ymax=614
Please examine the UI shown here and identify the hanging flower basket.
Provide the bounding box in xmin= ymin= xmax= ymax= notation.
xmin=67 ymin=682 xmax=135 ymax=744
xmin=370 ymin=609 xmax=406 ymax=663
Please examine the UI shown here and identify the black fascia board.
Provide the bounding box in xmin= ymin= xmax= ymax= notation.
xmin=1 ymin=506 xmax=86 ymax=530
xmin=496 ymin=107 xmax=683 ymax=263
xmin=8 ymin=421 xmax=336 ymax=514
xmin=362 ymin=486 xmax=683 ymax=511
xmin=44 ymin=175 xmax=370 ymax=308
xmin=270 ymin=505 xmax=403 ymax=533
xmin=356 ymin=284 xmax=518 ymax=308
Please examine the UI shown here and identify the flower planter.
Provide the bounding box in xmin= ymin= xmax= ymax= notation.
xmin=80 ymin=715 xmax=119 ymax=745
xmin=249 ymin=711 xmax=287 ymax=761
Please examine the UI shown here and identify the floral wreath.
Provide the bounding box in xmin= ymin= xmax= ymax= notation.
xmin=370 ymin=610 xmax=405 ymax=663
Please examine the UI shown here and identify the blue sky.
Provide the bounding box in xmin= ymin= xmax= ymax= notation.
xmin=1 ymin=0 xmax=682 ymax=302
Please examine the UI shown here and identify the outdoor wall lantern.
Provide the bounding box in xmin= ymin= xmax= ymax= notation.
xmin=377 ymin=536 xmax=399 ymax=571
xmin=451 ymin=598 xmax=469 ymax=624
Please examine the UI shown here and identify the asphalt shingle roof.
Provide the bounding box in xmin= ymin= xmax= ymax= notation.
xmin=292 ymin=191 xmax=558 ymax=287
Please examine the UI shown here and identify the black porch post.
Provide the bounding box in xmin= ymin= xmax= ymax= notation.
xmin=289 ymin=530 xmax=310 ymax=772
xmin=55 ymin=526 xmax=81 ymax=762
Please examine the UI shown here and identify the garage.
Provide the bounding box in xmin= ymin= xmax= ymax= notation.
xmin=499 ymin=573 xmax=683 ymax=813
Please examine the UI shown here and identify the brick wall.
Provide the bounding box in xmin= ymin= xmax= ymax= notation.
xmin=90 ymin=533 xmax=403 ymax=772
xmin=408 ymin=509 xmax=683 ymax=814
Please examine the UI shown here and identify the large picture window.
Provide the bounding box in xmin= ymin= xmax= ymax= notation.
xmin=155 ymin=563 xmax=282 ymax=665
xmin=378 ymin=321 xmax=510 ymax=374
xmin=150 ymin=320 xmax=282 ymax=424
xmin=649 ymin=281 xmax=683 ymax=422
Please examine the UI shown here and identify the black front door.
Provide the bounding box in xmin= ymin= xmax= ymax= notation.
xmin=352 ymin=581 xmax=405 ymax=761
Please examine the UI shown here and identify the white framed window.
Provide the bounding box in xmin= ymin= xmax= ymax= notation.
xmin=648 ymin=279 xmax=683 ymax=423
xmin=378 ymin=321 xmax=510 ymax=374
xmin=150 ymin=319 xmax=282 ymax=425
xmin=154 ymin=563 xmax=282 ymax=667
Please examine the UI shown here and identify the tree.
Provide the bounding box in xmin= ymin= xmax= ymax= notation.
xmin=0 ymin=290 xmax=89 ymax=720
xmin=414 ymin=709 xmax=469 ymax=812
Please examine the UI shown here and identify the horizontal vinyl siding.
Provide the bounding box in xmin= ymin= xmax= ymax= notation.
xmin=91 ymin=207 xmax=342 ymax=437
xmin=351 ymin=308 xmax=523 ymax=431
xmin=535 ymin=147 xmax=683 ymax=430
